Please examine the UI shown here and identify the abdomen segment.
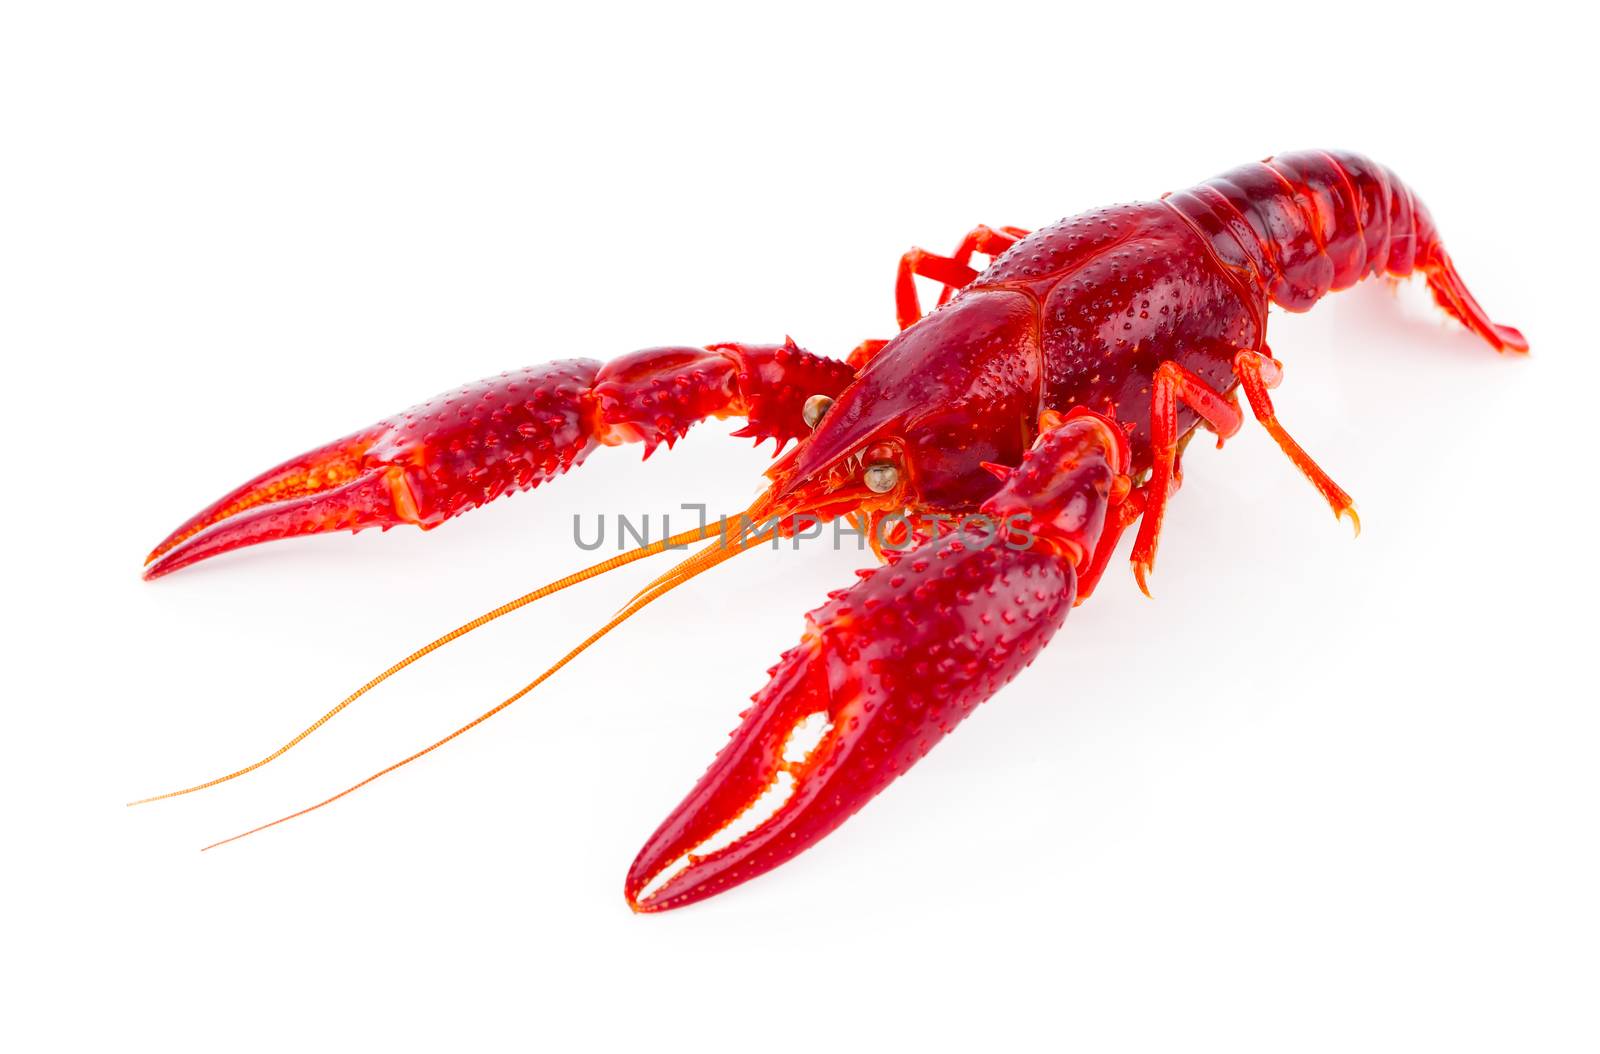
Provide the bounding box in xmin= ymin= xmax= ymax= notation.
xmin=1166 ymin=149 xmax=1526 ymax=351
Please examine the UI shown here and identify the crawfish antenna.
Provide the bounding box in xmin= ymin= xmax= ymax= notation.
xmin=129 ymin=520 xmax=719 ymax=807
xmin=201 ymin=518 xmax=778 ymax=850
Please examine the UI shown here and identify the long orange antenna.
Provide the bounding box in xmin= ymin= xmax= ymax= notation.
xmin=625 ymin=517 xmax=757 ymax=608
xmin=130 ymin=520 xmax=719 ymax=807
xmin=201 ymin=523 xmax=777 ymax=851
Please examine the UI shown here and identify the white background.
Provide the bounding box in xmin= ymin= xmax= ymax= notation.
xmin=3 ymin=2 xmax=1595 ymax=1050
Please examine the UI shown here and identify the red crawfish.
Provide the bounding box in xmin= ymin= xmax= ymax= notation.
xmin=138 ymin=150 xmax=1526 ymax=911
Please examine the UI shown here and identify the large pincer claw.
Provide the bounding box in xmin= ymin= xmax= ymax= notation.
xmin=624 ymin=409 xmax=1129 ymax=911
xmin=145 ymin=343 xmax=857 ymax=579
xmin=624 ymin=532 xmax=1077 ymax=911
xmin=143 ymin=360 xmax=606 ymax=578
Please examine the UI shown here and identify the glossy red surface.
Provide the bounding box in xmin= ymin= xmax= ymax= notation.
xmin=629 ymin=150 xmax=1524 ymax=908
xmin=144 ymin=344 xmax=852 ymax=578
xmin=146 ymin=151 xmax=1524 ymax=910
xmin=627 ymin=415 xmax=1126 ymax=910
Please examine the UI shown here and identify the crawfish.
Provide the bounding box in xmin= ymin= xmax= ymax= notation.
xmin=140 ymin=150 xmax=1525 ymax=911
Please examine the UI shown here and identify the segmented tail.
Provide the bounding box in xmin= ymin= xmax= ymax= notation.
xmin=1167 ymin=149 xmax=1526 ymax=352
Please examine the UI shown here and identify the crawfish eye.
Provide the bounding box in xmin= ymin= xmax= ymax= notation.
xmin=863 ymin=461 xmax=899 ymax=493
xmin=802 ymin=394 xmax=833 ymax=429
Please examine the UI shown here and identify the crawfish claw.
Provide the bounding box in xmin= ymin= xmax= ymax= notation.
xmin=625 ymin=410 xmax=1130 ymax=911
xmin=625 ymin=532 xmax=1076 ymax=912
xmin=143 ymin=359 xmax=605 ymax=578
xmin=145 ymin=345 xmax=857 ymax=578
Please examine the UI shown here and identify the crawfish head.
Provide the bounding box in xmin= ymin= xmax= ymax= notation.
xmin=764 ymin=290 xmax=1043 ymax=520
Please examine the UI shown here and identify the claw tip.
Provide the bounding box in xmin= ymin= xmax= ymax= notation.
xmin=1132 ymin=560 xmax=1153 ymax=598
xmin=1339 ymin=505 xmax=1361 ymax=538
